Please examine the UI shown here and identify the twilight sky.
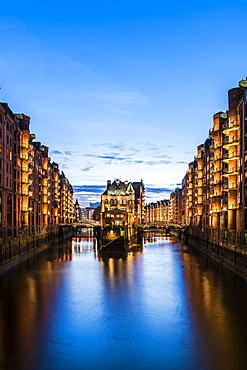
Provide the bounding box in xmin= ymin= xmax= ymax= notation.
xmin=1 ymin=1 xmax=247 ymax=205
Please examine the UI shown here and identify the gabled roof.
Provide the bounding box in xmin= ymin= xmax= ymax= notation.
xmin=102 ymin=179 xmax=134 ymax=196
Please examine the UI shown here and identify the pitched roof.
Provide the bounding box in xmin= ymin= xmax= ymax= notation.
xmin=102 ymin=179 xmax=134 ymax=196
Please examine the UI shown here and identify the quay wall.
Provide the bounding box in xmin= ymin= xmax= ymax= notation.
xmin=172 ymin=226 xmax=247 ymax=279
xmin=0 ymin=225 xmax=74 ymax=271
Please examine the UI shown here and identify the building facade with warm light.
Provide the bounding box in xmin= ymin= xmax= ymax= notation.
xmin=147 ymin=79 xmax=247 ymax=254
xmin=179 ymin=79 xmax=247 ymax=252
xmin=0 ymin=102 xmax=74 ymax=246
xmin=145 ymin=198 xmax=174 ymax=225
xmin=101 ymin=179 xmax=136 ymax=229
xmin=132 ymin=180 xmax=145 ymax=224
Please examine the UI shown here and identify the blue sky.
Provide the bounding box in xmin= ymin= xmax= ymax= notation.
xmin=1 ymin=1 xmax=247 ymax=205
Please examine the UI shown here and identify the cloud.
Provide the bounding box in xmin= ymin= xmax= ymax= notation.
xmin=148 ymin=146 xmax=160 ymax=151
xmin=145 ymin=160 xmax=171 ymax=165
xmin=93 ymin=142 xmax=126 ymax=151
xmin=176 ymin=161 xmax=187 ymax=164
xmin=73 ymin=185 xmax=106 ymax=193
xmin=81 ymin=163 xmax=94 ymax=172
xmin=50 ymin=150 xmax=63 ymax=155
xmin=124 ymin=160 xmax=144 ymax=164
xmin=155 ymin=154 xmax=171 ymax=159
xmin=146 ymin=187 xmax=173 ymax=194
xmin=62 ymin=157 xmax=73 ymax=162
xmin=84 ymin=154 xmax=129 ymax=161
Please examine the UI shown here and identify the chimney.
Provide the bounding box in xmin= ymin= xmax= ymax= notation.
xmin=107 ymin=180 xmax=111 ymax=189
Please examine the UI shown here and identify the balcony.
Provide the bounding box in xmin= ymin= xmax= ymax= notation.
xmin=228 ymin=203 xmax=239 ymax=210
xmin=222 ymin=136 xmax=240 ymax=148
xmin=223 ymin=167 xmax=240 ymax=176
xmin=209 ymin=128 xmax=221 ymax=137
xmin=229 ymin=183 xmax=240 ymax=190
xmin=222 ymin=183 xmax=229 ymax=191
xmin=223 ymin=182 xmax=240 ymax=191
xmin=223 ymin=151 xmax=240 ymax=162
xmin=21 ymin=177 xmax=29 ymax=184
xmin=210 ymin=143 xmax=222 ymax=151
xmin=222 ymin=121 xmax=239 ymax=133
xmin=213 ymin=191 xmax=222 ymax=197
xmin=214 ymin=180 xmax=222 ymax=186
xmin=213 ymin=154 xmax=222 ymax=161
xmin=212 ymin=208 xmax=221 ymax=213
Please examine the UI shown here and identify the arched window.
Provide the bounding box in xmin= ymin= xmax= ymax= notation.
xmin=105 ymin=199 xmax=108 ymax=204
xmin=110 ymin=199 xmax=114 ymax=205
xmin=114 ymin=199 xmax=118 ymax=205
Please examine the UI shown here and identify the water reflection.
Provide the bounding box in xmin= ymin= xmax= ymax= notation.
xmin=181 ymin=245 xmax=247 ymax=369
xmin=72 ymin=237 xmax=95 ymax=254
xmin=0 ymin=235 xmax=247 ymax=369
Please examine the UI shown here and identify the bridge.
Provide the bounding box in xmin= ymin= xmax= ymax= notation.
xmin=73 ymin=220 xmax=100 ymax=228
xmin=139 ymin=222 xmax=182 ymax=230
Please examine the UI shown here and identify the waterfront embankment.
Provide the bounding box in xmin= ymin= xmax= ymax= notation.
xmin=170 ymin=226 xmax=247 ymax=279
xmin=0 ymin=225 xmax=73 ymax=271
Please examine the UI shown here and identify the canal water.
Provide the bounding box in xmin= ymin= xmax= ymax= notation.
xmin=1 ymin=232 xmax=247 ymax=370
